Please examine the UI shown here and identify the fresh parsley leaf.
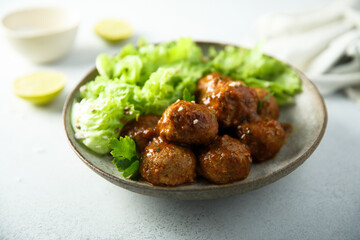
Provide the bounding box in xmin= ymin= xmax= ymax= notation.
xmin=109 ymin=136 xmax=138 ymax=159
xmin=112 ymin=157 xmax=132 ymax=171
xmin=129 ymin=169 xmax=141 ymax=181
xmin=109 ymin=137 xmax=140 ymax=179
xmin=258 ymin=92 xmax=273 ymax=111
xmin=123 ymin=160 xmax=139 ymax=178
xmin=183 ymin=88 xmax=195 ymax=102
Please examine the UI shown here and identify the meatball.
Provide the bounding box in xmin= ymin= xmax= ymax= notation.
xmin=140 ymin=137 xmax=196 ymax=186
xmin=237 ymin=120 xmax=290 ymax=162
xmin=197 ymin=135 xmax=252 ymax=184
xmin=158 ymin=100 xmax=218 ymax=145
xmin=196 ymin=73 xmax=234 ymax=100
xmin=197 ymin=76 xmax=258 ymax=127
xmin=120 ymin=115 xmax=160 ymax=152
xmin=254 ymin=88 xmax=279 ymax=120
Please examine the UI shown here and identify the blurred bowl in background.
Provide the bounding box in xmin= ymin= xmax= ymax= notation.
xmin=1 ymin=7 xmax=79 ymax=63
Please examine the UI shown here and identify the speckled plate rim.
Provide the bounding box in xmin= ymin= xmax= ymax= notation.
xmin=63 ymin=41 xmax=328 ymax=198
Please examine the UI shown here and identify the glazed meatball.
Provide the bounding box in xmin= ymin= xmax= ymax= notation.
xmin=140 ymin=137 xmax=196 ymax=186
xmin=120 ymin=115 xmax=160 ymax=152
xmin=197 ymin=135 xmax=252 ymax=184
xmin=196 ymin=73 xmax=235 ymax=100
xmin=197 ymin=75 xmax=258 ymax=127
xmin=237 ymin=120 xmax=291 ymax=162
xmin=158 ymin=100 xmax=218 ymax=145
xmin=254 ymin=88 xmax=279 ymax=120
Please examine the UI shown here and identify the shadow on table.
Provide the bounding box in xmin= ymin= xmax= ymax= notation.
xmin=123 ymin=173 xmax=301 ymax=235
xmin=30 ymin=89 xmax=68 ymax=114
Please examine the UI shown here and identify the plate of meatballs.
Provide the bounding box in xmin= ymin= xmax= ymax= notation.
xmin=64 ymin=42 xmax=327 ymax=200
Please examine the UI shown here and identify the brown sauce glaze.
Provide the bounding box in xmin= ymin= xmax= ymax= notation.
xmin=140 ymin=137 xmax=196 ymax=186
xmin=158 ymin=100 xmax=218 ymax=145
xmin=120 ymin=115 xmax=161 ymax=153
xmin=197 ymin=135 xmax=252 ymax=184
xmin=254 ymin=87 xmax=280 ymax=120
xmin=236 ymin=120 xmax=291 ymax=162
xmin=197 ymin=73 xmax=258 ymax=127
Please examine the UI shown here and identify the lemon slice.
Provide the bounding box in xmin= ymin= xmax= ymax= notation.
xmin=94 ymin=19 xmax=132 ymax=42
xmin=13 ymin=71 xmax=66 ymax=104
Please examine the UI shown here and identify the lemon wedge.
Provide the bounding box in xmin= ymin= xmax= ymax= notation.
xmin=94 ymin=19 xmax=132 ymax=42
xmin=13 ymin=71 xmax=66 ymax=104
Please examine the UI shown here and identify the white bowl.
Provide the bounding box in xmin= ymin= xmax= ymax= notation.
xmin=1 ymin=7 xmax=79 ymax=63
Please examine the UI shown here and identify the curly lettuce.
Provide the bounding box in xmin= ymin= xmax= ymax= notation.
xmin=210 ymin=45 xmax=302 ymax=104
xmin=71 ymin=81 xmax=140 ymax=154
xmin=72 ymin=38 xmax=205 ymax=154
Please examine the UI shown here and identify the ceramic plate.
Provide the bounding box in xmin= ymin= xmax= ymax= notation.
xmin=63 ymin=42 xmax=327 ymax=200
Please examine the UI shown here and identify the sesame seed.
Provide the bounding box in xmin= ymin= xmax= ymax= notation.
xmin=237 ymin=125 xmax=241 ymax=129
xmin=191 ymin=101 xmax=195 ymax=103
xmin=178 ymin=106 xmax=184 ymax=112
xmin=229 ymin=81 xmax=242 ymax=87
xmin=240 ymin=134 xmax=246 ymax=139
xmin=221 ymin=153 xmax=225 ymax=157
xmin=176 ymin=99 xmax=180 ymax=103
xmin=193 ymin=119 xmax=199 ymax=125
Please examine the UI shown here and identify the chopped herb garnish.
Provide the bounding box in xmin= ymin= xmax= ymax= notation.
xmin=258 ymin=93 xmax=273 ymax=111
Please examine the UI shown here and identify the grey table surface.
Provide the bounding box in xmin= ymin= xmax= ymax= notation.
xmin=1 ymin=0 xmax=359 ymax=239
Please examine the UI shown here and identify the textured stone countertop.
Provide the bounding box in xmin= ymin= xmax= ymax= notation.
xmin=1 ymin=0 xmax=359 ymax=239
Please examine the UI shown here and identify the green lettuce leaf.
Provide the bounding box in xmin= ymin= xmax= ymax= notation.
xmin=71 ymin=93 xmax=140 ymax=154
xmin=211 ymin=45 xmax=302 ymax=104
